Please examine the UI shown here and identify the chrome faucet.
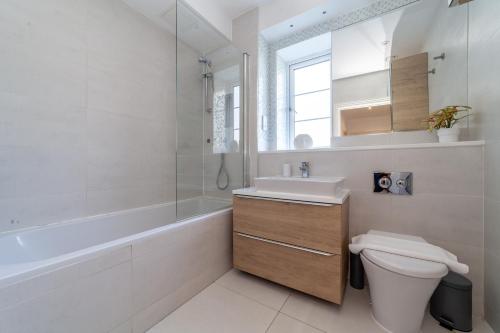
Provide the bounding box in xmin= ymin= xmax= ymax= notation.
xmin=299 ymin=162 xmax=310 ymax=178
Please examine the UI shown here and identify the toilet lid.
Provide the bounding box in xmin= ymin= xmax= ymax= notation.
xmin=363 ymin=249 xmax=448 ymax=279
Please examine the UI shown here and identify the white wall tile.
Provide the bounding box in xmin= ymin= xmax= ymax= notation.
xmin=0 ymin=0 xmax=178 ymax=232
xmin=258 ymin=145 xmax=485 ymax=315
xmin=469 ymin=0 xmax=500 ymax=329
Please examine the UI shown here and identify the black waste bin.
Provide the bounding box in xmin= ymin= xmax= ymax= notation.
xmin=349 ymin=252 xmax=365 ymax=289
xmin=430 ymin=271 xmax=472 ymax=332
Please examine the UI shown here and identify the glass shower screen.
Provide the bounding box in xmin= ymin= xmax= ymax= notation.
xmin=176 ymin=1 xmax=246 ymax=220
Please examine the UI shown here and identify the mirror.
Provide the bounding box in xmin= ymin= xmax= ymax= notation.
xmin=333 ymin=0 xmax=469 ymax=137
xmin=258 ymin=0 xmax=470 ymax=151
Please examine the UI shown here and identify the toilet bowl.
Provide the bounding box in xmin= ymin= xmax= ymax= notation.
xmin=360 ymin=231 xmax=448 ymax=333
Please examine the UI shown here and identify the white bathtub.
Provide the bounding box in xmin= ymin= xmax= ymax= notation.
xmin=0 ymin=197 xmax=233 ymax=333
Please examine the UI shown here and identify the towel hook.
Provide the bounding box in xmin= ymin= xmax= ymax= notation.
xmin=433 ymin=53 xmax=446 ymax=61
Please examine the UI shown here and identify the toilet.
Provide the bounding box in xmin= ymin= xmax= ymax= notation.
xmin=360 ymin=231 xmax=449 ymax=333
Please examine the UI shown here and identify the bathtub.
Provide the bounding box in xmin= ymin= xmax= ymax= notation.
xmin=0 ymin=197 xmax=233 ymax=333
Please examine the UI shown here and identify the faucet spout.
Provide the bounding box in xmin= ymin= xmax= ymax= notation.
xmin=299 ymin=162 xmax=310 ymax=178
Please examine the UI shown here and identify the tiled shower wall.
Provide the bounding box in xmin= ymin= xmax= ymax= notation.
xmin=258 ymin=144 xmax=485 ymax=316
xmin=0 ymin=0 xmax=177 ymax=233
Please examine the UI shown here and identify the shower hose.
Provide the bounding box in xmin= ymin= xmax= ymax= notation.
xmin=216 ymin=153 xmax=230 ymax=191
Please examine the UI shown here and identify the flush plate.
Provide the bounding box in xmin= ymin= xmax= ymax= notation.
xmin=374 ymin=172 xmax=413 ymax=195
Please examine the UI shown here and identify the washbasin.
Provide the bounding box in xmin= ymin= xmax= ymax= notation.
xmin=254 ymin=176 xmax=345 ymax=197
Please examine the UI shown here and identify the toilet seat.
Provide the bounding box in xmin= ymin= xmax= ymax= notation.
xmin=362 ymin=230 xmax=448 ymax=279
xmin=363 ymin=249 xmax=448 ymax=279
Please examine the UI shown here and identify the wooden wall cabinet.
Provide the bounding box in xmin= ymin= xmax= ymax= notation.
xmin=233 ymin=196 xmax=349 ymax=304
xmin=391 ymin=52 xmax=430 ymax=131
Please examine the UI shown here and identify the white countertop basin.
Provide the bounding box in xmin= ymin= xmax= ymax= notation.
xmin=233 ymin=176 xmax=349 ymax=205
xmin=254 ymin=176 xmax=345 ymax=197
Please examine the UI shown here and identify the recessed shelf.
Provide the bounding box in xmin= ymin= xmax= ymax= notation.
xmin=259 ymin=141 xmax=485 ymax=155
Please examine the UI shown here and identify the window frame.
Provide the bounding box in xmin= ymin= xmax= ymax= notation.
xmin=288 ymin=52 xmax=332 ymax=149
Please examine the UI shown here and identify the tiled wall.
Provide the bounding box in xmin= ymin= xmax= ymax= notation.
xmin=0 ymin=210 xmax=233 ymax=333
xmin=176 ymin=41 xmax=204 ymax=201
xmin=0 ymin=0 xmax=176 ymax=233
xmin=258 ymin=145 xmax=485 ymax=316
xmin=468 ymin=0 xmax=500 ymax=330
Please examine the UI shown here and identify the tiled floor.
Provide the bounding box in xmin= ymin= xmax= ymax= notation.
xmin=148 ymin=269 xmax=494 ymax=333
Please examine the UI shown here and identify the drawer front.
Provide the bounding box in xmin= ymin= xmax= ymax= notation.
xmin=233 ymin=196 xmax=343 ymax=254
xmin=233 ymin=232 xmax=346 ymax=304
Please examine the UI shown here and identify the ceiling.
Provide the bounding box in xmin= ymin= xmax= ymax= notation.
xmin=332 ymin=10 xmax=401 ymax=80
xmin=121 ymin=0 xmax=275 ymax=53
xmin=122 ymin=0 xmax=231 ymax=54
xmin=207 ymin=0 xmax=272 ymax=20
xmin=261 ymin=0 xmax=381 ymax=42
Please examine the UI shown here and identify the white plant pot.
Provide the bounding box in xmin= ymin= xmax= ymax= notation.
xmin=437 ymin=127 xmax=460 ymax=143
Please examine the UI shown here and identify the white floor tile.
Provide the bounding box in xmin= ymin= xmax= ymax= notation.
xmin=267 ymin=314 xmax=325 ymax=333
xmin=281 ymin=287 xmax=383 ymax=333
xmin=421 ymin=312 xmax=495 ymax=333
xmin=148 ymin=276 xmax=494 ymax=333
xmin=147 ymin=283 xmax=277 ymax=333
xmin=215 ymin=269 xmax=291 ymax=310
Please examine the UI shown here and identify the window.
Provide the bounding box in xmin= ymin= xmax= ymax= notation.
xmin=289 ymin=55 xmax=332 ymax=148
xmin=233 ymin=86 xmax=240 ymax=145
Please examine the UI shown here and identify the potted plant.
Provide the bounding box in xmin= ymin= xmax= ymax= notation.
xmin=424 ymin=106 xmax=471 ymax=143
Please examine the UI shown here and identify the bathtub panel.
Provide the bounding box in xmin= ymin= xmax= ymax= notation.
xmin=131 ymin=211 xmax=233 ymax=331
xmin=109 ymin=320 xmax=133 ymax=333
xmin=132 ymin=239 xmax=194 ymax=312
xmin=131 ymin=218 xmax=193 ymax=259
xmin=132 ymin=212 xmax=232 ymax=312
xmin=0 ymin=261 xmax=132 ymax=333
xmin=132 ymin=252 xmax=232 ymax=333
xmin=0 ymin=245 xmax=131 ymax=310
xmin=0 ymin=202 xmax=232 ymax=333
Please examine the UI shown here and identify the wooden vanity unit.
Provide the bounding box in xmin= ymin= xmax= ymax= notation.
xmin=232 ymin=195 xmax=349 ymax=304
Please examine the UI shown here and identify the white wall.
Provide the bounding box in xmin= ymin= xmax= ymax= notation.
xmin=176 ymin=41 xmax=204 ymax=201
xmin=0 ymin=0 xmax=176 ymax=233
xmin=184 ymin=0 xmax=233 ymax=40
xmin=258 ymin=144 xmax=485 ymax=316
xmin=468 ymin=0 xmax=500 ymax=330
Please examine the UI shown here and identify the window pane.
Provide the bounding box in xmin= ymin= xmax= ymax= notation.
xmin=294 ymin=60 xmax=330 ymax=95
xmin=234 ymin=107 xmax=240 ymax=130
xmin=294 ymin=90 xmax=331 ymax=121
xmin=234 ymin=129 xmax=240 ymax=142
xmin=295 ymin=118 xmax=331 ymax=148
xmin=233 ymin=86 xmax=240 ymax=108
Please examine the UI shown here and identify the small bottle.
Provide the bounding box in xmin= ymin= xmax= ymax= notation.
xmin=282 ymin=164 xmax=292 ymax=177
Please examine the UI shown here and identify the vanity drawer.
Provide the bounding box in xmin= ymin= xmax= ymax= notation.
xmin=233 ymin=232 xmax=347 ymax=304
xmin=233 ymin=196 xmax=347 ymax=254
